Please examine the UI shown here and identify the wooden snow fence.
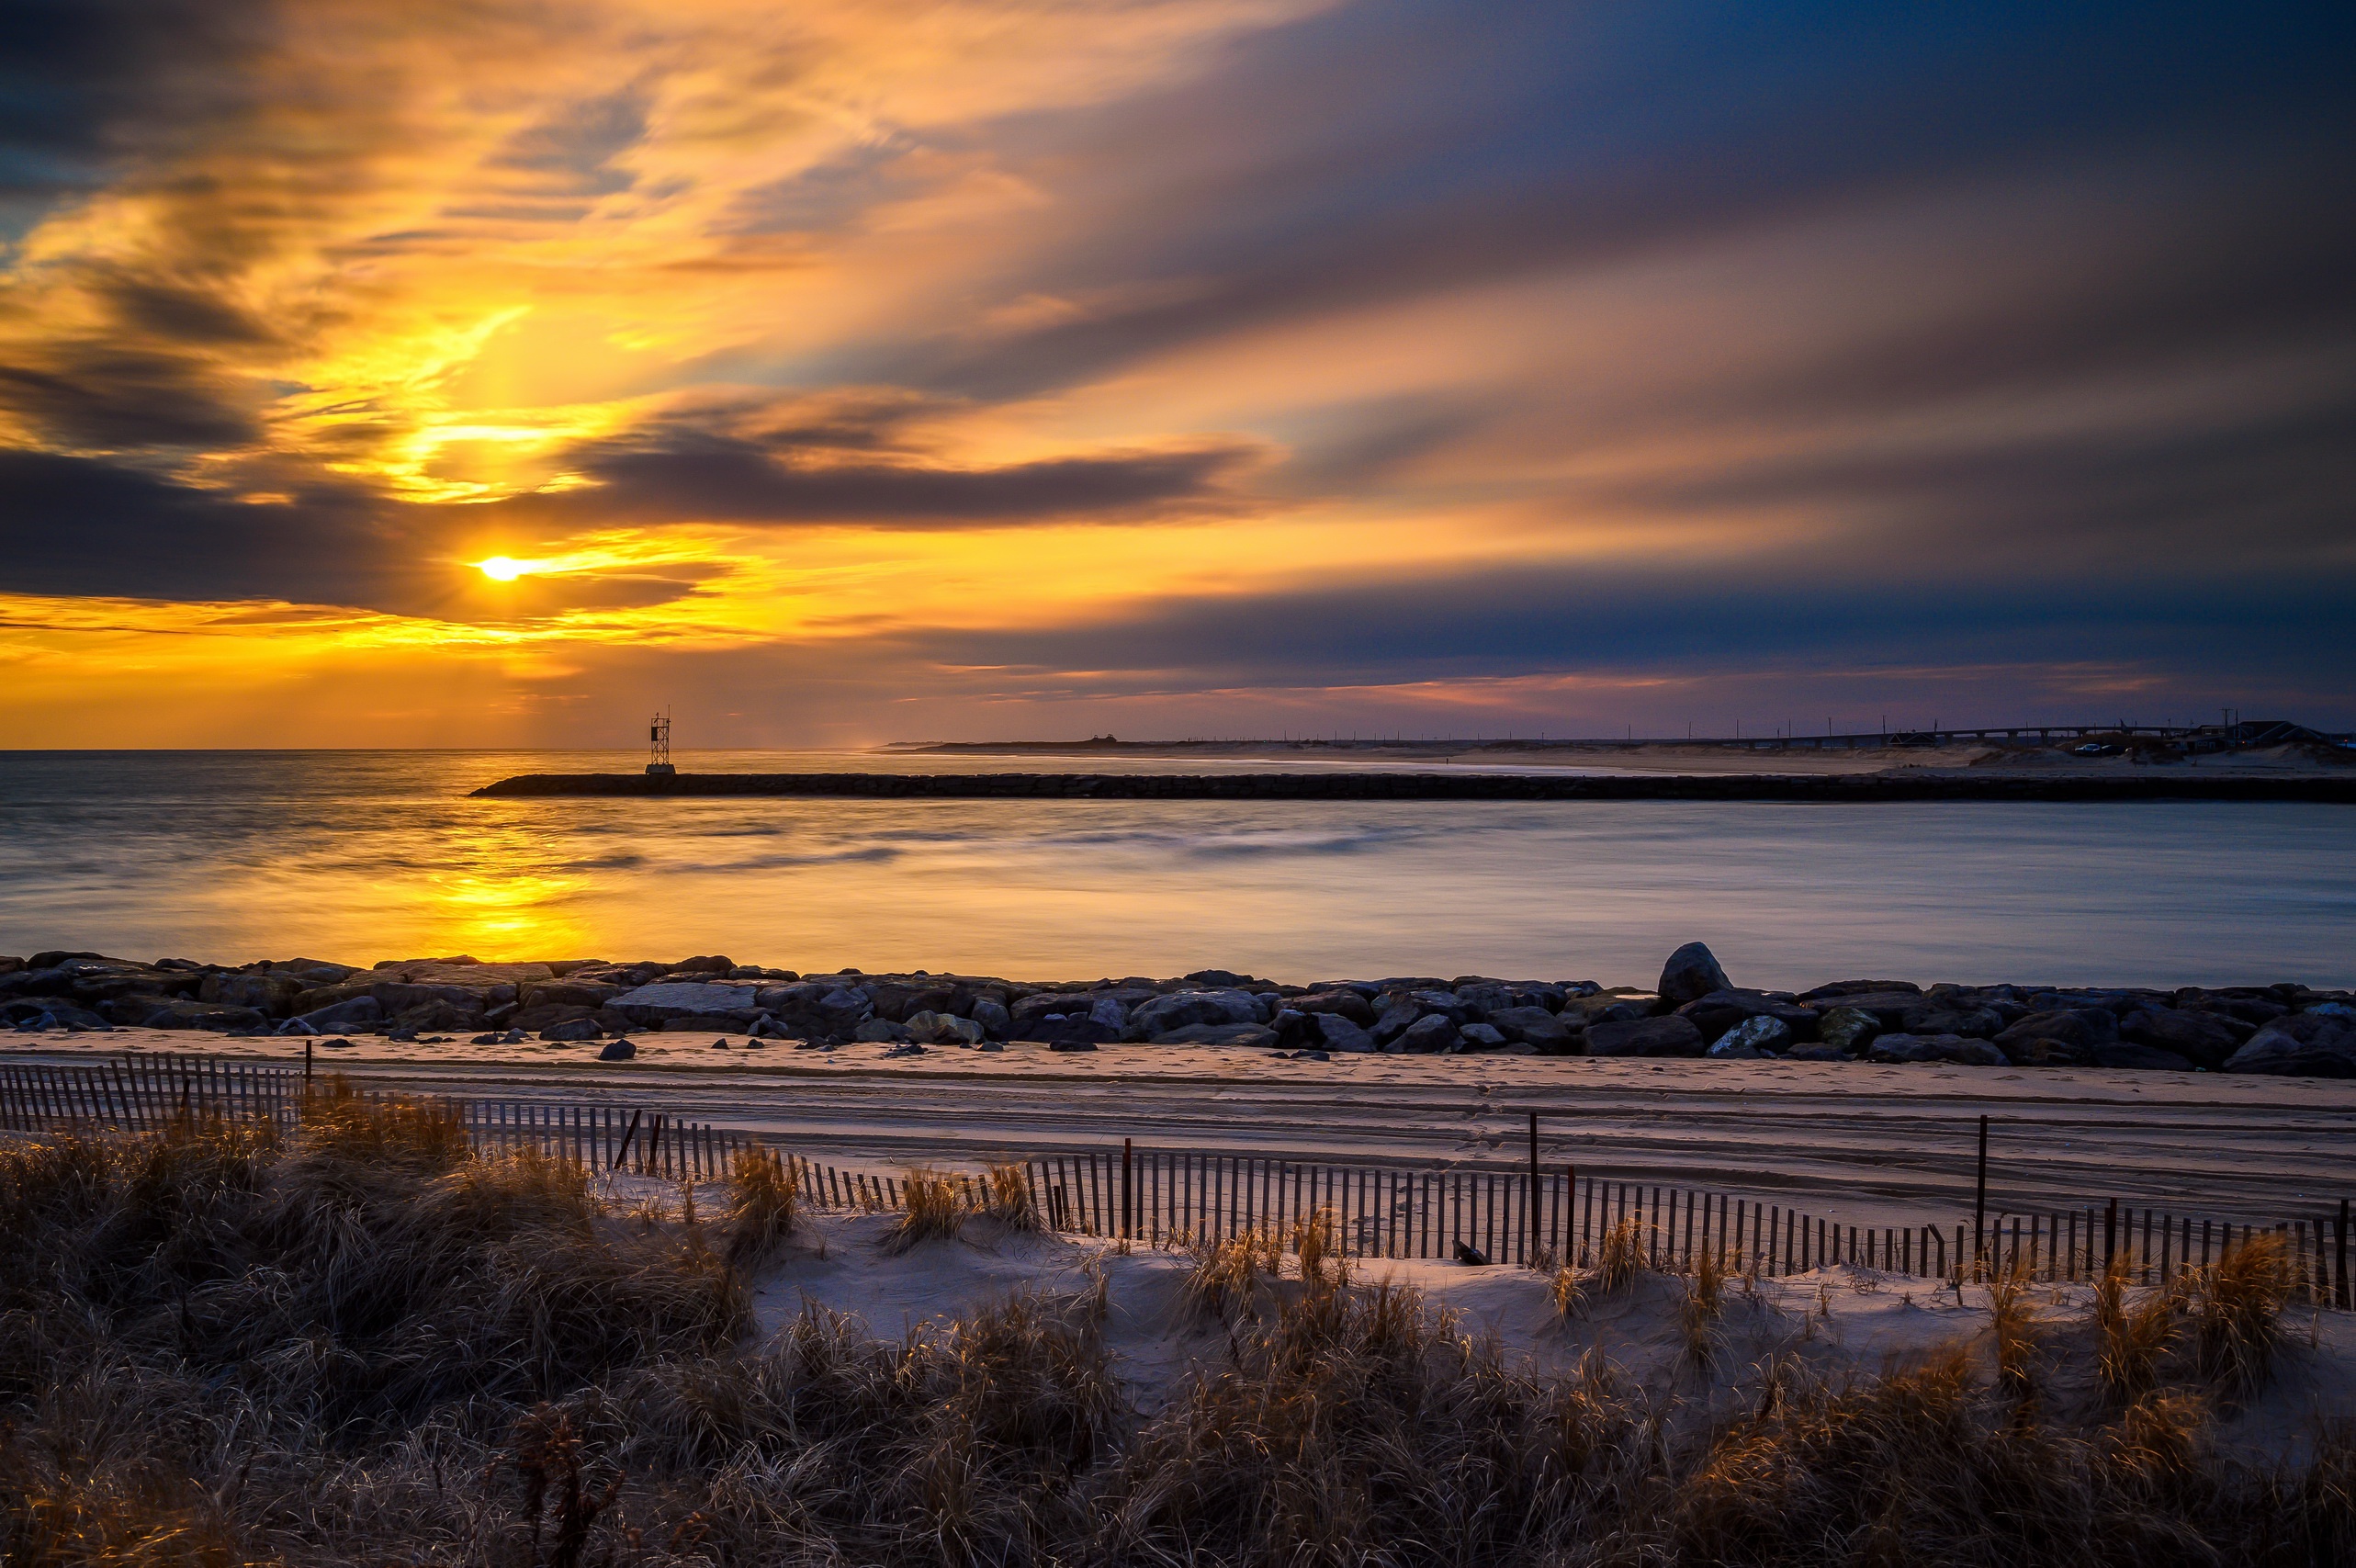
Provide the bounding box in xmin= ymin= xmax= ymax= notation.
xmin=2 ymin=1054 xmax=2347 ymax=1306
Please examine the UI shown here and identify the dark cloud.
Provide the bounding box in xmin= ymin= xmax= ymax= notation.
xmin=887 ymin=558 xmax=2356 ymax=717
xmin=0 ymin=0 xmax=269 ymax=230
xmin=486 ymin=89 xmax=648 ymax=199
xmin=483 ymin=417 xmax=1257 ymax=529
xmin=875 ymin=1 xmax=2356 ymax=402
xmin=0 ymin=449 xmax=716 ymax=619
xmin=0 ymin=344 xmax=260 ymax=449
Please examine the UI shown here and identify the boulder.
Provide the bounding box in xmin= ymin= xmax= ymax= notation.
xmin=604 ymin=980 xmax=764 ymax=1029
xmin=2223 ymin=1014 xmax=2356 ymax=1078
xmin=1676 ymin=989 xmax=1818 ymax=1043
xmin=290 ymin=995 xmax=385 ymax=1032
xmin=1369 ymin=997 xmax=1426 ymax=1047
xmin=854 ymin=1020 xmax=914 ymax=1043
xmin=1657 ymin=942 xmax=1731 ymax=1005
xmin=391 ymin=998 xmax=479 ymax=1032
xmin=671 ymin=954 xmax=735 ymax=974
xmin=1586 ymin=1015 xmax=1707 ymax=1058
xmin=2118 ymin=1009 xmax=2244 ymax=1070
xmin=1129 ymin=989 xmax=1264 ymax=1038
xmin=517 ymin=979 xmax=622 ymax=1011
xmin=198 ymin=972 xmax=306 ymax=1015
xmin=1394 ymin=1014 xmax=1461 ymax=1054
xmin=1899 ymin=1002 xmax=2005 ymax=1040
xmin=139 ymin=999 xmax=267 ymax=1032
xmin=11 ymin=1002 xmax=109 ymax=1031
xmin=970 ymin=998 xmax=1012 ymax=1039
xmin=1308 ymin=1013 xmax=1376 ymax=1054
xmin=907 ymin=1010 xmax=985 ymax=1045
xmin=1485 ymin=1006 xmax=1574 ymax=1052
xmin=1803 ymin=990 xmax=1926 ymax=1030
xmin=1992 ymin=1010 xmax=2114 ymax=1065
xmin=96 ymin=993 xmax=176 ymax=1025
xmin=1295 ymin=989 xmax=1379 ymax=1027
xmin=1711 ymin=1015 xmax=1791 ymax=1055
xmin=1866 ymin=1033 xmax=2004 ymax=1066
xmin=597 ymin=1037 xmax=637 ymax=1061
xmin=1566 ymin=994 xmax=1654 ymax=1026
xmin=1458 ymin=1023 xmax=1507 ymax=1050
xmin=1816 ymin=1006 xmax=1883 ymax=1055
xmin=541 ymin=1018 xmax=603 ymax=1042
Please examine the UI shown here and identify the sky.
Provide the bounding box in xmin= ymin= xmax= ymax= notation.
xmin=2 ymin=0 xmax=2350 ymax=748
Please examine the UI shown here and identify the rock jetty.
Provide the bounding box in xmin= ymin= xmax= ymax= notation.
xmin=468 ymin=771 xmax=2356 ymax=803
xmin=5 ymin=943 xmax=2352 ymax=1078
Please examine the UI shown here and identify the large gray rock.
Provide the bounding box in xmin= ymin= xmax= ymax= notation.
xmin=1899 ymin=1001 xmax=2006 ymax=1040
xmin=518 ymin=978 xmax=622 ymax=1011
xmin=1657 ymin=942 xmax=1731 ymax=1005
xmin=1711 ymin=1014 xmax=1791 ymax=1055
xmin=970 ymin=998 xmax=1011 ymax=1039
xmin=290 ymin=994 xmax=384 ymax=1032
xmin=1129 ymin=989 xmax=1263 ymax=1038
xmin=1816 ymin=1006 xmax=1882 ymax=1055
xmin=1369 ymin=997 xmax=1425 ymax=1047
xmin=1394 ymin=1014 xmax=1461 ymax=1054
xmin=2223 ymin=1014 xmax=2356 ymax=1078
xmin=1295 ymin=989 xmax=1378 ymax=1027
xmin=1308 ymin=1013 xmax=1376 ymax=1053
xmin=1992 ymin=1010 xmax=2114 ymax=1065
xmin=1676 ymin=988 xmax=1817 ymax=1043
xmin=607 ymin=980 xmax=765 ymax=1028
xmin=2119 ymin=1008 xmax=2243 ymax=1070
xmin=1866 ymin=1033 xmax=2004 ymax=1066
xmin=1485 ymin=1005 xmax=1574 ymax=1052
xmin=1802 ymin=990 xmax=1925 ymax=1029
xmin=1586 ymin=1014 xmax=1707 ymax=1057
xmin=598 ymin=1037 xmax=637 ymax=1060
xmin=198 ymin=972 xmax=306 ymax=1015
xmin=139 ymin=999 xmax=267 ymax=1032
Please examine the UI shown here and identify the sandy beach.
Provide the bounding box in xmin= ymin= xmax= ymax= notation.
xmin=17 ymin=1031 xmax=2353 ymax=1231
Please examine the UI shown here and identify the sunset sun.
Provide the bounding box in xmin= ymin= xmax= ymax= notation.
xmin=477 ymin=556 xmax=527 ymax=581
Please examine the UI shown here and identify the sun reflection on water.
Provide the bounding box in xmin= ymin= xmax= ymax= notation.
xmin=411 ymin=823 xmax=593 ymax=958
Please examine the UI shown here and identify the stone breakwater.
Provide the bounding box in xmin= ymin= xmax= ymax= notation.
xmin=468 ymin=771 xmax=2356 ymax=802
xmin=6 ymin=942 xmax=2353 ymax=1078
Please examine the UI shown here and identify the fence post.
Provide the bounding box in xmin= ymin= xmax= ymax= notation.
xmin=2339 ymin=1199 xmax=2350 ymax=1310
xmin=1973 ymin=1113 xmax=1989 ymax=1275
xmin=1122 ymin=1138 xmax=1133 ymax=1242
xmin=1527 ymin=1112 xmax=1539 ymax=1265
xmin=2104 ymin=1197 xmax=2118 ymax=1273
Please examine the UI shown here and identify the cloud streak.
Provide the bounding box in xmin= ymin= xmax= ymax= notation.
xmin=1 ymin=0 xmax=2351 ymax=739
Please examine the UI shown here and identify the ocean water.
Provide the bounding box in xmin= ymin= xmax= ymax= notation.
xmin=1 ymin=750 xmax=2350 ymax=988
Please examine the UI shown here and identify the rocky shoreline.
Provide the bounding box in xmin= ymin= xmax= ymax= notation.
xmin=6 ymin=942 xmax=2352 ymax=1079
xmin=468 ymin=771 xmax=2356 ymax=802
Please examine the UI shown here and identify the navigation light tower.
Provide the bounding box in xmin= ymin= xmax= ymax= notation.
xmin=647 ymin=709 xmax=674 ymax=776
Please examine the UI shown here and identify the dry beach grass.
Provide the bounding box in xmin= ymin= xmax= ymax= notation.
xmin=2 ymin=1100 xmax=2351 ymax=1566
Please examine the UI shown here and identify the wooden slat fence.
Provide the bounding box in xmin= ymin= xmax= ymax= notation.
xmin=0 ymin=1054 xmax=750 ymax=1180
xmin=3 ymin=1054 xmax=2347 ymax=1307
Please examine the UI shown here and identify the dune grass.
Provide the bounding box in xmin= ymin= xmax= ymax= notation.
xmin=1 ymin=1109 xmax=2350 ymax=1567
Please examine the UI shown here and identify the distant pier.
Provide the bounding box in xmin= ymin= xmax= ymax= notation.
xmin=470 ymin=772 xmax=2356 ymax=803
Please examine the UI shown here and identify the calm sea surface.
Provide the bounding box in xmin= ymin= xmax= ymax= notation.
xmin=1 ymin=750 xmax=2350 ymax=988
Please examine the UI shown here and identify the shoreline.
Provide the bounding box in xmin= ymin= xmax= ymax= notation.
xmin=468 ymin=769 xmax=2356 ymax=801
